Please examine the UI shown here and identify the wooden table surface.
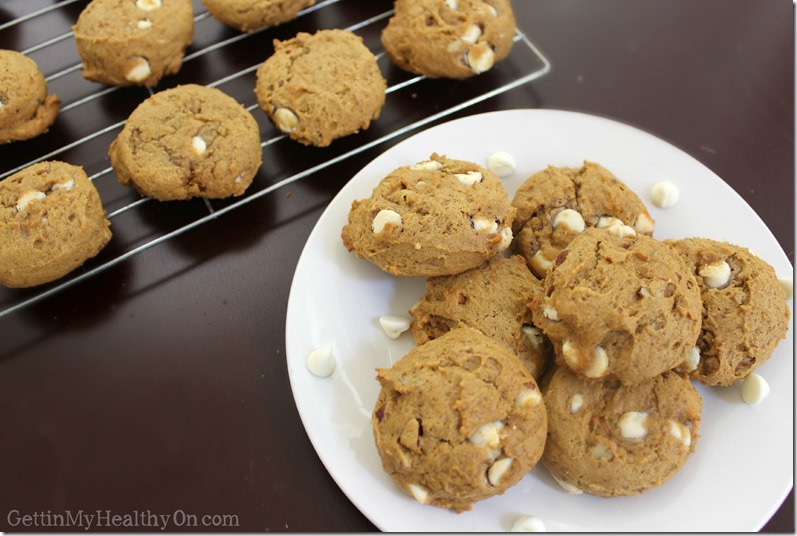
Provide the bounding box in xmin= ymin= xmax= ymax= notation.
xmin=1 ymin=0 xmax=793 ymax=532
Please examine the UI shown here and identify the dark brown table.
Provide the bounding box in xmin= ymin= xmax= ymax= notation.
xmin=1 ymin=0 xmax=793 ymax=532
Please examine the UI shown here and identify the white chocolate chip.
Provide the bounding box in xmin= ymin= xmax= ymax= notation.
xmin=0 ymin=101 xmax=4 ymax=111
xmin=465 ymin=43 xmax=495 ymax=74
xmin=511 ymin=515 xmax=546 ymax=532
xmin=484 ymin=3 xmax=499 ymax=16
xmin=51 ymin=179 xmax=75 ymax=192
xmin=515 ymin=388 xmax=541 ymax=407
xmin=137 ymin=19 xmax=152 ymax=29
xmin=469 ymin=421 xmax=504 ymax=449
xmin=634 ymin=212 xmax=655 ymax=234
xmin=596 ymin=216 xmax=623 ymax=229
xmin=472 ymin=217 xmax=498 ymax=233
xmin=552 ymin=474 xmax=583 ymax=494
xmin=124 ymin=56 xmax=151 ymax=83
xmin=778 ymin=277 xmax=793 ymax=299
xmin=273 ymin=107 xmax=299 ymax=133
xmin=191 ymin=135 xmax=207 ymax=156
xmin=462 ymin=24 xmax=482 ymax=44
xmin=136 ymin=0 xmax=161 ymax=10
xmin=444 ymin=0 xmax=458 ymax=8
xmin=454 ymin=171 xmax=483 ymax=186
xmin=698 ymin=260 xmax=731 ymax=288
xmin=487 ymin=458 xmax=513 ymax=486
xmin=668 ymin=420 xmax=692 ymax=447
xmin=584 ymin=346 xmax=609 ymax=378
xmin=531 ymin=250 xmax=553 ymax=276
xmin=406 ymin=483 xmax=429 ymax=504
xmin=486 ymin=151 xmax=516 ymax=177
xmin=638 ymin=287 xmax=654 ymax=298
xmin=410 ymin=160 xmax=443 ymax=171
xmin=378 ymin=315 xmax=410 ymax=339
xmin=522 ymin=325 xmax=544 ymax=349
xmin=542 ymin=305 xmax=559 ymax=321
xmin=569 ymin=394 xmax=584 ymax=414
xmin=650 ymin=180 xmax=680 ymax=208
xmin=607 ymin=224 xmax=637 ymax=238
xmin=499 ymin=227 xmax=513 ymax=251
xmin=591 ymin=443 xmax=613 ymax=461
xmin=15 ymin=191 xmax=46 ymax=211
xmin=372 ymin=209 xmax=402 ymax=234
xmin=683 ymin=346 xmax=700 ymax=372
xmin=306 ymin=346 xmax=335 ymax=377
xmin=552 ymin=208 xmax=586 ymax=234
xmin=741 ymin=373 xmax=770 ymax=405
xmin=618 ymin=411 xmax=648 ymax=439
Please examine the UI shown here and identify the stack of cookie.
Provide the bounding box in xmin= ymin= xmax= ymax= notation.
xmin=342 ymin=156 xmax=790 ymax=510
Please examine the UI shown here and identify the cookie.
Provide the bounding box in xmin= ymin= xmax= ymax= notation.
xmin=409 ymin=254 xmax=552 ymax=379
xmin=109 ymin=84 xmax=262 ymax=201
xmin=512 ymin=161 xmax=656 ymax=279
xmin=73 ymin=0 xmax=194 ymax=87
xmin=203 ymin=0 xmax=315 ymax=33
xmin=372 ymin=327 xmax=548 ymax=512
xmin=541 ymin=366 xmax=701 ymax=498
xmin=254 ymin=29 xmax=386 ymax=147
xmin=530 ymin=227 xmax=702 ymax=385
xmin=0 ymin=50 xmax=61 ymax=144
xmin=0 ymin=161 xmax=112 ymax=288
xmin=341 ymin=153 xmax=516 ymax=277
xmin=665 ymin=237 xmax=791 ymax=386
xmin=381 ymin=0 xmax=516 ymax=78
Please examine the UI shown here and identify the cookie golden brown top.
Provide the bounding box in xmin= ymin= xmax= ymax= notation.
xmin=255 ymin=29 xmax=386 ymax=147
xmin=0 ymin=50 xmax=61 ymax=144
xmin=341 ymin=153 xmax=516 ymax=277
xmin=381 ymin=0 xmax=516 ymax=78
xmin=666 ymin=237 xmax=791 ymax=386
xmin=202 ymin=0 xmax=315 ymax=33
xmin=530 ymin=227 xmax=702 ymax=385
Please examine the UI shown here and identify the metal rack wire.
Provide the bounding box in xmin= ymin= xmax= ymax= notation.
xmin=0 ymin=0 xmax=550 ymax=319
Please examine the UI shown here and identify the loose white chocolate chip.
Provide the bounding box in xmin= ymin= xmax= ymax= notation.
xmin=469 ymin=421 xmax=504 ymax=449
xmin=378 ymin=315 xmax=411 ymax=339
xmin=124 ymin=56 xmax=151 ymax=83
xmin=16 ymin=191 xmax=46 ymax=211
xmin=634 ymin=212 xmax=655 ymax=234
xmin=618 ymin=411 xmax=648 ymax=439
xmin=499 ymin=227 xmax=513 ymax=251
xmin=306 ymin=346 xmax=335 ymax=377
xmin=515 ymin=388 xmax=541 ymax=407
xmin=372 ymin=209 xmax=402 ymax=234
xmin=487 ymin=458 xmax=513 ymax=486
xmin=51 ymin=179 xmax=75 ymax=191
xmin=486 ymin=151 xmax=516 ymax=177
xmin=136 ymin=0 xmax=162 ymax=10
xmin=698 ymin=260 xmax=731 ymax=288
xmin=778 ymin=277 xmax=793 ymax=299
xmin=466 ymin=43 xmax=495 ymax=74
xmin=607 ymin=224 xmax=637 ymax=238
xmin=683 ymin=346 xmax=700 ymax=372
xmin=522 ymin=325 xmax=544 ymax=349
xmin=461 ymin=24 xmax=482 ymax=44
xmin=410 ymin=160 xmax=443 ymax=171
xmin=511 ymin=515 xmax=546 ymax=532
xmin=273 ymin=107 xmax=299 ymax=133
xmin=542 ymin=305 xmax=559 ymax=321
xmin=741 ymin=373 xmax=770 ymax=405
xmin=584 ymin=346 xmax=609 ymax=378
xmin=668 ymin=420 xmax=692 ymax=447
xmin=472 ymin=217 xmax=498 ymax=233
xmin=191 ymin=135 xmax=207 ymax=156
xmin=553 ymin=208 xmax=586 ymax=234
xmin=596 ymin=216 xmax=623 ymax=229
xmin=406 ymin=483 xmax=429 ymax=504
xmin=137 ymin=19 xmax=152 ymax=29
xmin=531 ymin=250 xmax=553 ymax=276
xmin=650 ymin=180 xmax=680 ymax=208
xmin=455 ymin=171 xmax=483 ymax=186
xmin=569 ymin=394 xmax=584 ymax=414
xmin=552 ymin=474 xmax=583 ymax=494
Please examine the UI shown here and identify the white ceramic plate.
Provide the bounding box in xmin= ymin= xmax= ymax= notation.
xmin=285 ymin=109 xmax=794 ymax=532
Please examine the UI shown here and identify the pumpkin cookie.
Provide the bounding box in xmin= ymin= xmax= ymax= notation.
xmin=381 ymin=0 xmax=516 ymax=78
xmin=254 ymin=29 xmax=386 ymax=147
xmin=341 ymin=153 xmax=516 ymax=277
xmin=73 ymin=0 xmax=194 ymax=87
xmin=203 ymin=0 xmax=315 ymax=33
xmin=0 ymin=50 xmax=61 ymax=144
xmin=512 ymin=161 xmax=655 ymax=279
xmin=109 ymin=84 xmax=262 ymax=201
xmin=372 ymin=327 xmax=548 ymax=512
xmin=530 ymin=227 xmax=702 ymax=385
xmin=542 ymin=366 xmax=701 ymax=497
xmin=410 ymin=254 xmax=552 ymax=379
xmin=666 ymin=237 xmax=791 ymax=386
xmin=0 ymin=161 xmax=112 ymax=288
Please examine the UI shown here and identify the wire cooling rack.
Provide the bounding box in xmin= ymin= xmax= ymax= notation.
xmin=0 ymin=0 xmax=550 ymax=319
